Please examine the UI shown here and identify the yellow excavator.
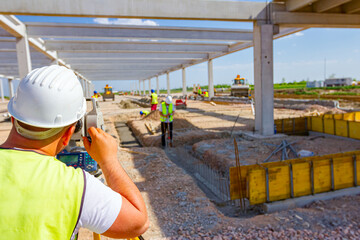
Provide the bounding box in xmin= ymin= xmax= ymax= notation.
xmin=230 ymin=75 xmax=250 ymax=98
xmin=103 ymin=84 xmax=115 ymax=101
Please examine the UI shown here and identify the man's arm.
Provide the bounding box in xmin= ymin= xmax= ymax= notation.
xmin=83 ymin=127 xmax=148 ymax=238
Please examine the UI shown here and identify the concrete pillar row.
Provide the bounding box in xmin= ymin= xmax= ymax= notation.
xmin=8 ymin=78 xmax=14 ymax=99
xmin=142 ymin=80 xmax=145 ymax=96
xmin=156 ymin=76 xmax=159 ymax=95
xmin=148 ymin=78 xmax=151 ymax=94
xmin=253 ymin=22 xmax=274 ymax=136
xmin=166 ymin=72 xmax=170 ymax=96
xmin=182 ymin=68 xmax=186 ymax=96
xmin=207 ymin=60 xmax=214 ymax=98
xmin=0 ymin=78 xmax=4 ymax=102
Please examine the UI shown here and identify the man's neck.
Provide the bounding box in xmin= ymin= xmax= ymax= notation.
xmin=1 ymin=128 xmax=59 ymax=156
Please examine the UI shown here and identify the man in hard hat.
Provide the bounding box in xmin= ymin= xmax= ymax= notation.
xmin=0 ymin=65 xmax=148 ymax=239
xmin=91 ymin=90 xmax=100 ymax=99
xmin=150 ymin=89 xmax=158 ymax=111
xmin=140 ymin=110 xmax=150 ymax=118
xmin=159 ymin=96 xmax=175 ymax=147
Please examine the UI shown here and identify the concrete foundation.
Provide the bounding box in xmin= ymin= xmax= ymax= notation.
xmin=263 ymin=186 xmax=360 ymax=213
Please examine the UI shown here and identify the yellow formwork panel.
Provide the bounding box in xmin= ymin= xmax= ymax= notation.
xmin=324 ymin=118 xmax=335 ymax=135
xmin=334 ymin=114 xmax=344 ymax=120
xmin=268 ymin=165 xmax=291 ymax=202
xmin=313 ymin=159 xmax=332 ymax=194
xmin=333 ymin=156 xmax=354 ymax=190
xmin=349 ymin=122 xmax=360 ymax=140
xmin=343 ymin=112 xmax=355 ymax=121
xmin=229 ymin=165 xmax=250 ymax=200
xmin=311 ymin=117 xmax=323 ymax=132
xmin=323 ymin=114 xmax=334 ymax=119
xmin=307 ymin=116 xmax=312 ymax=130
xmin=292 ymin=162 xmax=312 ymax=197
xmin=248 ymin=168 xmax=266 ymax=205
xmin=335 ymin=120 xmax=349 ymax=137
xmin=355 ymin=112 xmax=360 ymax=122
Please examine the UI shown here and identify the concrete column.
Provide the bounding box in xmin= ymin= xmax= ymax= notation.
xmin=166 ymin=72 xmax=170 ymax=95
xmin=253 ymin=23 xmax=274 ymax=136
xmin=0 ymin=78 xmax=4 ymax=102
xmin=142 ymin=80 xmax=145 ymax=95
xmin=148 ymin=78 xmax=151 ymax=95
xmin=8 ymin=78 xmax=14 ymax=98
xmin=182 ymin=68 xmax=187 ymax=96
xmin=208 ymin=60 xmax=214 ymax=98
xmin=138 ymin=80 xmax=141 ymax=95
xmin=16 ymin=36 xmax=32 ymax=78
xmin=156 ymin=76 xmax=159 ymax=95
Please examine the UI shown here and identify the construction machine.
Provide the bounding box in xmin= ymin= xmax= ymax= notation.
xmin=102 ymin=84 xmax=115 ymax=101
xmin=230 ymin=75 xmax=250 ymax=98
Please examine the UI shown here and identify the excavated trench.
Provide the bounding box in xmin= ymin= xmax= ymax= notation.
xmin=116 ymin=117 xmax=261 ymax=217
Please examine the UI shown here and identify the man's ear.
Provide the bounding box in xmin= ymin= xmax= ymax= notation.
xmin=62 ymin=125 xmax=75 ymax=147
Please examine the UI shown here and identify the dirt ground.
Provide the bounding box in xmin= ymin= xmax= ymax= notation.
xmin=1 ymin=95 xmax=360 ymax=239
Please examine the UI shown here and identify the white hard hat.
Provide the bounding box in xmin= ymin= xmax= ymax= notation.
xmin=165 ymin=95 xmax=172 ymax=104
xmin=8 ymin=65 xmax=86 ymax=128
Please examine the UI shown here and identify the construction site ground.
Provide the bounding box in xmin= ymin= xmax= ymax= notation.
xmin=1 ymin=95 xmax=360 ymax=239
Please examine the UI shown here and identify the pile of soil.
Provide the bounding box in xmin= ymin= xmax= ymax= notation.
xmin=118 ymin=100 xmax=140 ymax=109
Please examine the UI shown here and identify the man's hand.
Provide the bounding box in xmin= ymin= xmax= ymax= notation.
xmin=83 ymin=127 xmax=118 ymax=167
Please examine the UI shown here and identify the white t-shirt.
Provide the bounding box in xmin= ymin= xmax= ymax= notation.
xmin=71 ymin=171 xmax=122 ymax=239
xmin=158 ymin=103 xmax=176 ymax=123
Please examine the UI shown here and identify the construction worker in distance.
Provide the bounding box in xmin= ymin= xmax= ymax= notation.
xmin=91 ymin=90 xmax=100 ymax=99
xmin=197 ymin=87 xmax=202 ymax=96
xmin=140 ymin=110 xmax=149 ymax=118
xmin=159 ymin=96 xmax=175 ymax=148
xmin=0 ymin=65 xmax=148 ymax=239
xmin=150 ymin=89 xmax=158 ymax=111
xmin=204 ymin=90 xmax=209 ymax=98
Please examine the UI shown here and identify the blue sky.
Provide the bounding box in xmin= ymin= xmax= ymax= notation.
xmin=2 ymin=1 xmax=359 ymax=94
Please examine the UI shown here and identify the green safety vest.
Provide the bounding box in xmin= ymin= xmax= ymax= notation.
xmin=160 ymin=102 xmax=173 ymax=122
xmin=198 ymin=88 xmax=202 ymax=94
xmin=0 ymin=149 xmax=84 ymax=240
xmin=151 ymin=93 xmax=158 ymax=104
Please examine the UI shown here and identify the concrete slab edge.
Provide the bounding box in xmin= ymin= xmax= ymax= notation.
xmin=262 ymin=186 xmax=360 ymax=213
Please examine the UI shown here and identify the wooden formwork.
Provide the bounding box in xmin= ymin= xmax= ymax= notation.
xmin=230 ymin=151 xmax=360 ymax=205
xmin=230 ymin=111 xmax=360 ymax=205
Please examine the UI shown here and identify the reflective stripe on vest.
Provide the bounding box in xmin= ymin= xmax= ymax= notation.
xmin=0 ymin=149 xmax=84 ymax=240
xmin=151 ymin=93 xmax=158 ymax=104
xmin=160 ymin=102 xmax=173 ymax=122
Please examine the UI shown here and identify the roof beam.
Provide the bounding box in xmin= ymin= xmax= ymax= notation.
xmin=273 ymin=11 xmax=360 ymax=27
xmin=285 ymin=0 xmax=318 ymax=11
xmin=58 ymin=52 xmax=208 ymax=60
xmin=26 ymin=23 xmax=253 ymax=42
xmin=44 ymin=40 xmax=230 ymax=53
xmin=313 ymin=0 xmax=352 ymax=13
xmin=73 ymin=65 xmax=177 ymax=71
xmin=342 ymin=0 xmax=360 ymax=13
xmin=1 ymin=0 xmax=268 ymax=21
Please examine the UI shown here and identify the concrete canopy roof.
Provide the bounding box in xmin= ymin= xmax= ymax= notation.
xmin=0 ymin=15 xmax=303 ymax=81
xmin=0 ymin=0 xmax=359 ymax=81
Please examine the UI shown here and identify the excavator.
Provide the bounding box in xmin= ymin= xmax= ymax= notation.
xmin=230 ymin=75 xmax=250 ymax=98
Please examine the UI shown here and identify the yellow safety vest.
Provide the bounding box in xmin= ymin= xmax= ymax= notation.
xmin=151 ymin=93 xmax=158 ymax=104
xmin=143 ymin=111 xmax=150 ymax=116
xmin=0 ymin=149 xmax=84 ymax=240
xmin=160 ymin=102 xmax=173 ymax=122
xmin=205 ymin=92 xmax=209 ymax=98
xmin=91 ymin=95 xmax=98 ymax=99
